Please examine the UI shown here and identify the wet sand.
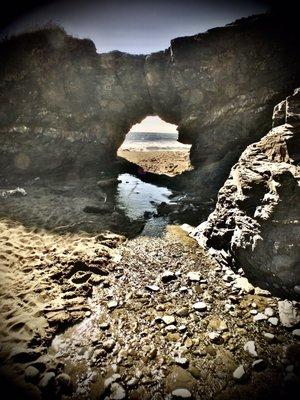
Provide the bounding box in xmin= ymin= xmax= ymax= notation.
xmin=117 ymin=149 xmax=192 ymax=176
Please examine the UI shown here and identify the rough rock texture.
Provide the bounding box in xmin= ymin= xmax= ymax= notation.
xmin=0 ymin=12 xmax=300 ymax=193
xmin=193 ymin=88 xmax=300 ymax=299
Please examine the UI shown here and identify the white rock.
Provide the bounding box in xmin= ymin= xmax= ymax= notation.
xmin=278 ymin=300 xmax=300 ymax=328
xmin=233 ymin=365 xmax=246 ymax=381
xmin=292 ymin=329 xmax=300 ymax=338
xmin=250 ymin=309 xmax=258 ymax=315
xmin=263 ymin=332 xmax=275 ymax=341
xmin=268 ymin=317 xmax=278 ymax=326
xmin=187 ymin=271 xmax=201 ymax=282
xmin=104 ymin=373 xmax=121 ymax=389
xmin=264 ymin=307 xmax=274 ymax=317
xmin=165 ymin=324 xmax=177 ymax=332
xmin=162 ymin=315 xmax=176 ymax=325
xmin=107 ymin=300 xmax=118 ymax=309
xmin=110 ymin=382 xmax=126 ymax=400
xmin=244 ymin=341 xmax=258 ymax=357
xmin=179 ymin=286 xmax=188 ymax=293
xmin=233 ymin=277 xmax=254 ymax=293
xmin=145 ymin=285 xmax=159 ymax=292
xmin=253 ymin=313 xmax=268 ymax=322
xmin=193 ymin=302 xmax=207 ymax=311
xmin=174 ymin=357 xmax=189 ymax=367
xmin=172 ymin=388 xmax=192 ymax=398
xmin=208 ymin=332 xmax=221 ymax=343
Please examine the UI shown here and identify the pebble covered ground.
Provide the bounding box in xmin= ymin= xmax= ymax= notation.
xmin=25 ymin=225 xmax=299 ymax=400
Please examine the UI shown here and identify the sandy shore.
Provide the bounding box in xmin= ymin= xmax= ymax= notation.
xmin=117 ymin=149 xmax=192 ymax=176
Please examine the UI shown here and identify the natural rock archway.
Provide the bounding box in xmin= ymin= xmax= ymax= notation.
xmin=0 ymin=12 xmax=300 ymax=198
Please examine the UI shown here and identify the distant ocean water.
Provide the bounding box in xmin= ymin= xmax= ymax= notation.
xmin=119 ymin=132 xmax=191 ymax=151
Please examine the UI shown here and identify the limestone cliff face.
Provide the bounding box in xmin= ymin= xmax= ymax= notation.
xmin=193 ymin=88 xmax=300 ymax=299
xmin=0 ymin=13 xmax=300 ymax=190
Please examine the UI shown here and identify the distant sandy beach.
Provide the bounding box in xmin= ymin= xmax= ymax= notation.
xmin=118 ymin=149 xmax=192 ymax=176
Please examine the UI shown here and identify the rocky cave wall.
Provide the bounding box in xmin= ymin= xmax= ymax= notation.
xmin=0 ymin=12 xmax=300 ymax=195
xmin=193 ymin=88 xmax=300 ymax=299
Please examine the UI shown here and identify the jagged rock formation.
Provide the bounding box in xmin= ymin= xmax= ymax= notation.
xmin=193 ymin=88 xmax=300 ymax=299
xmin=0 ymin=12 xmax=300 ymax=194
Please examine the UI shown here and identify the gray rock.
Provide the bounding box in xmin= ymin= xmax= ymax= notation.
xmin=39 ymin=372 xmax=56 ymax=390
xmin=25 ymin=366 xmax=40 ymax=381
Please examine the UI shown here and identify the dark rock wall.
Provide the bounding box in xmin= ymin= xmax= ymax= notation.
xmin=193 ymin=88 xmax=300 ymax=299
xmin=0 ymin=13 xmax=300 ymax=191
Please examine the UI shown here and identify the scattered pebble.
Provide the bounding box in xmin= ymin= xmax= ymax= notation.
xmin=244 ymin=341 xmax=258 ymax=357
xmin=193 ymin=302 xmax=207 ymax=311
xmin=172 ymin=388 xmax=192 ymax=398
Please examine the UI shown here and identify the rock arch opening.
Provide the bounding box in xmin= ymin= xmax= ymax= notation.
xmin=117 ymin=116 xmax=192 ymax=176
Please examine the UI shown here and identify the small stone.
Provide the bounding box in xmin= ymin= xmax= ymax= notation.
xmin=39 ymin=372 xmax=56 ymax=390
xmin=56 ymin=373 xmax=72 ymax=393
xmin=208 ymin=332 xmax=222 ymax=344
xmin=174 ymin=357 xmax=189 ymax=368
xmin=107 ymin=300 xmax=118 ymax=309
xmin=268 ymin=317 xmax=278 ymax=326
xmin=176 ymin=307 xmax=190 ymax=317
xmin=233 ymin=365 xmax=246 ymax=382
xmin=166 ymin=325 xmax=177 ymax=332
xmin=233 ymin=277 xmax=254 ymax=293
xmin=252 ymin=359 xmax=266 ymax=371
xmin=292 ymin=329 xmax=300 ymax=338
xmin=263 ymin=332 xmax=275 ymax=341
xmin=250 ymin=309 xmax=258 ymax=315
xmin=178 ymin=325 xmax=187 ymax=332
xmin=162 ymin=315 xmax=176 ymax=325
xmin=179 ymin=286 xmax=188 ymax=293
xmin=100 ymin=322 xmax=110 ymax=330
xmin=25 ymin=366 xmax=40 ymax=381
xmin=253 ymin=313 xmax=268 ymax=322
xmin=104 ymin=374 xmax=121 ymax=389
xmin=110 ymin=382 xmax=126 ymax=400
xmin=127 ymin=377 xmax=138 ymax=387
xmin=103 ymin=339 xmax=116 ymax=352
xmin=193 ymin=302 xmax=207 ymax=311
xmin=172 ymin=388 xmax=192 ymax=398
xmin=187 ymin=272 xmax=200 ymax=282
xmin=145 ymin=285 xmax=159 ymax=292
xmin=161 ymin=271 xmax=177 ymax=283
xmin=244 ymin=341 xmax=258 ymax=357
xmin=264 ymin=307 xmax=274 ymax=317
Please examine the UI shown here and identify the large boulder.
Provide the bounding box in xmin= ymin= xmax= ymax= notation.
xmin=193 ymin=88 xmax=300 ymax=299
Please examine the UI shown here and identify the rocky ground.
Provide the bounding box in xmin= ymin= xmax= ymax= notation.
xmin=117 ymin=150 xmax=192 ymax=177
xmin=1 ymin=224 xmax=299 ymax=399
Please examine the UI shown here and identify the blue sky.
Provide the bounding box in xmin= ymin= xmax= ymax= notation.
xmin=4 ymin=1 xmax=268 ymax=54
